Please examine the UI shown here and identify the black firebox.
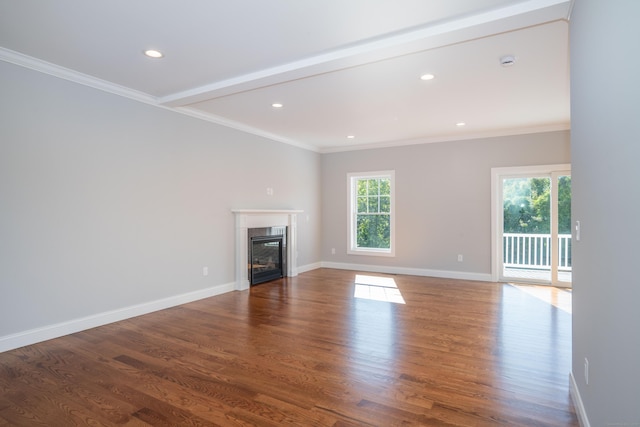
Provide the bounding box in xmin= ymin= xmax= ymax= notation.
xmin=249 ymin=233 xmax=285 ymax=285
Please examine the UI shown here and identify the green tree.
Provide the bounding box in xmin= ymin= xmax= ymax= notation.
xmin=356 ymin=177 xmax=390 ymax=248
xmin=558 ymin=176 xmax=572 ymax=233
xmin=530 ymin=178 xmax=550 ymax=233
xmin=503 ymin=178 xmax=538 ymax=233
xmin=503 ymin=176 xmax=571 ymax=234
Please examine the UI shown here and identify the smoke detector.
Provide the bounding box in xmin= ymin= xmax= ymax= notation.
xmin=500 ymin=55 xmax=516 ymax=67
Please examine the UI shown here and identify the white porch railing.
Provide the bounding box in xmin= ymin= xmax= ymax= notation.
xmin=503 ymin=233 xmax=572 ymax=271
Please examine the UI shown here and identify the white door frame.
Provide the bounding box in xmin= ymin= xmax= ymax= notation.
xmin=491 ymin=164 xmax=571 ymax=284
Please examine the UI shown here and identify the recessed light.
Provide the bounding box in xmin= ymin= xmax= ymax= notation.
xmin=347 ymin=135 xmax=355 ymax=139
xmin=144 ymin=49 xmax=164 ymax=59
xmin=271 ymin=103 xmax=283 ymax=108
xmin=456 ymin=122 xmax=466 ymax=127
xmin=420 ymin=73 xmax=435 ymax=81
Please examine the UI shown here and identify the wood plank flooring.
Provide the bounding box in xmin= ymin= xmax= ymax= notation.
xmin=0 ymin=268 xmax=578 ymax=426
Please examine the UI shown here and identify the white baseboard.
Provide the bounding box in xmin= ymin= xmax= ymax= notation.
xmin=570 ymin=371 xmax=590 ymax=427
xmin=0 ymin=281 xmax=235 ymax=353
xmin=297 ymin=262 xmax=323 ymax=274
xmin=319 ymin=261 xmax=492 ymax=282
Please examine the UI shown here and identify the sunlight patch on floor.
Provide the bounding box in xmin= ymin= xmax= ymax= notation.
xmin=509 ymin=283 xmax=572 ymax=314
xmin=354 ymin=274 xmax=405 ymax=304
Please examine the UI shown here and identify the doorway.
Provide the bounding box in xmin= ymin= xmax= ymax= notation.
xmin=491 ymin=165 xmax=571 ymax=286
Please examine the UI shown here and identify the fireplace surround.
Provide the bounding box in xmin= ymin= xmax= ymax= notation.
xmin=232 ymin=209 xmax=302 ymax=291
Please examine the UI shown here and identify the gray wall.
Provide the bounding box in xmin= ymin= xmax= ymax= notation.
xmin=321 ymin=132 xmax=570 ymax=276
xmin=570 ymin=0 xmax=640 ymax=424
xmin=0 ymin=60 xmax=322 ymax=338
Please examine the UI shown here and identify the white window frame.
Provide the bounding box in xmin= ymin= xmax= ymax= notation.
xmin=347 ymin=170 xmax=395 ymax=257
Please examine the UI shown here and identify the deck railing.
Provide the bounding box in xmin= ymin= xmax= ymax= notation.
xmin=503 ymin=233 xmax=572 ymax=271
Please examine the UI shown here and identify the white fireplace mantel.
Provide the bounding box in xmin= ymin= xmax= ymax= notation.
xmin=232 ymin=209 xmax=303 ymax=291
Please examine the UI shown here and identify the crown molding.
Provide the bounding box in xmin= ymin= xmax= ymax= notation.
xmin=175 ymin=107 xmax=319 ymax=153
xmin=0 ymin=47 xmax=157 ymax=106
xmin=0 ymin=47 xmax=318 ymax=153
xmin=319 ymin=123 xmax=570 ymax=154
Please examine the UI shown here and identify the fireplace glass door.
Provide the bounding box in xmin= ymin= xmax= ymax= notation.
xmin=250 ymin=235 xmax=284 ymax=285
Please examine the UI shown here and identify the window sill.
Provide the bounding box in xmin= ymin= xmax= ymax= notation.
xmin=348 ymin=248 xmax=395 ymax=257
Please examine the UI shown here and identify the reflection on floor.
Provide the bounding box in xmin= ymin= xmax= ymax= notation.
xmin=509 ymin=283 xmax=572 ymax=313
xmin=505 ymin=267 xmax=572 ymax=283
xmin=353 ymin=274 xmax=406 ymax=304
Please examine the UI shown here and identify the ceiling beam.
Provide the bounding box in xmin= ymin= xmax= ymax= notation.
xmin=158 ymin=0 xmax=570 ymax=108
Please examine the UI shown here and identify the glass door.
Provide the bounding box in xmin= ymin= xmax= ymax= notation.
xmin=492 ymin=165 xmax=571 ymax=286
xmin=553 ymin=172 xmax=572 ymax=284
xmin=502 ymin=175 xmax=552 ymax=283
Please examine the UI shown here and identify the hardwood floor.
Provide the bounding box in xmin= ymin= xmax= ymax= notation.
xmin=0 ymin=268 xmax=578 ymax=426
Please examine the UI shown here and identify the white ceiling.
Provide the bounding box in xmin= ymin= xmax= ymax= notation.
xmin=0 ymin=0 xmax=571 ymax=153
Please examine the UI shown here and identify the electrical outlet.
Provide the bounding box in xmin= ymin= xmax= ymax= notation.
xmin=202 ymin=266 xmax=209 ymax=276
xmin=457 ymin=254 xmax=463 ymax=262
xmin=331 ymin=248 xmax=336 ymax=255
xmin=584 ymin=357 xmax=589 ymax=385
xmin=266 ymin=187 xmax=274 ymax=196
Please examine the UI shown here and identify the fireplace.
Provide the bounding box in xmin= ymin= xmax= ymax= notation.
xmin=249 ymin=227 xmax=286 ymax=285
xmin=232 ymin=209 xmax=302 ymax=291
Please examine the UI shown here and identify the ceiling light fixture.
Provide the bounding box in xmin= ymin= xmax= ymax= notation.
xmin=420 ymin=73 xmax=435 ymax=81
xmin=456 ymin=122 xmax=466 ymax=127
xmin=347 ymin=135 xmax=355 ymax=139
xmin=144 ymin=49 xmax=164 ymax=59
xmin=271 ymin=103 xmax=283 ymax=108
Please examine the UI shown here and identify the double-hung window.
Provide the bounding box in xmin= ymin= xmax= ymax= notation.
xmin=348 ymin=171 xmax=395 ymax=256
